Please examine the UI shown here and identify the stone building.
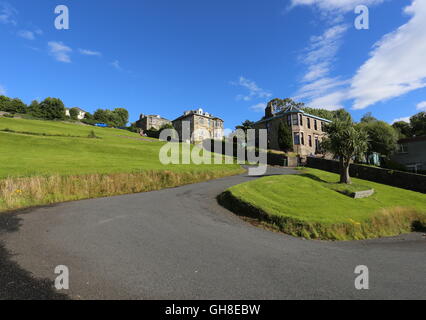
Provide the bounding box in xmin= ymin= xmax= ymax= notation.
xmin=172 ymin=108 xmax=224 ymax=143
xmin=392 ymin=136 xmax=426 ymax=173
xmin=136 ymin=114 xmax=172 ymax=132
xmin=253 ymin=101 xmax=331 ymax=157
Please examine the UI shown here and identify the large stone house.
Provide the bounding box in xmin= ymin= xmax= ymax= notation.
xmin=392 ymin=136 xmax=426 ymax=173
xmin=172 ymin=108 xmax=224 ymax=143
xmin=136 ymin=114 xmax=172 ymax=132
xmin=253 ymin=101 xmax=331 ymax=157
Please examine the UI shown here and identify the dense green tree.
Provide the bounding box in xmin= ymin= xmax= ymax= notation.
xmin=93 ymin=109 xmax=110 ymax=123
xmin=0 ymin=96 xmax=27 ymax=114
xmin=360 ymin=112 xmax=378 ymax=123
xmin=278 ymin=121 xmax=293 ymax=152
xmin=113 ymin=108 xmax=129 ymax=127
xmin=322 ymin=119 xmax=368 ymax=184
xmin=0 ymin=95 xmax=11 ymax=111
xmin=358 ymin=120 xmax=398 ymax=158
xmin=392 ymin=121 xmax=412 ymax=139
xmin=28 ymin=100 xmax=44 ymax=118
xmin=93 ymin=108 xmax=130 ymax=127
xmin=410 ymin=112 xmax=426 ymax=136
xmin=39 ymin=98 xmax=66 ymax=120
xmin=69 ymin=108 xmax=80 ymax=120
xmin=236 ymin=120 xmax=255 ymax=132
xmin=302 ymin=107 xmax=352 ymax=122
xmin=84 ymin=112 xmax=94 ymax=120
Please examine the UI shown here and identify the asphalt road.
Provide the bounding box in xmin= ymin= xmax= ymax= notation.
xmin=0 ymin=167 xmax=425 ymax=300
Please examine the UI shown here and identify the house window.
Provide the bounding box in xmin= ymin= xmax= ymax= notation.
xmin=294 ymin=133 xmax=300 ymax=145
xmin=315 ymin=136 xmax=320 ymax=153
xmin=292 ymin=114 xmax=299 ymax=126
xmin=397 ymin=144 xmax=408 ymax=154
xmin=314 ymin=120 xmax=318 ymax=131
xmin=308 ymin=135 xmax=312 ymax=147
xmin=307 ymin=118 xmax=311 ymax=129
xmin=301 ymin=132 xmax=305 ymax=145
xmin=287 ymin=115 xmax=292 ymax=126
xmin=299 ymin=114 xmax=303 ymax=126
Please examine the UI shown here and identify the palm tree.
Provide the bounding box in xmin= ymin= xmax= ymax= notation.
xmin=322 ymin=119 xmax=369 ymax=184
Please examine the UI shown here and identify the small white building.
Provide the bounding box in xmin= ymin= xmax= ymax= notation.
xmin=65 ymin=108 xmax=86 ymax=120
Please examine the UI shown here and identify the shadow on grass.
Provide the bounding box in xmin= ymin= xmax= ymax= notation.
xmin=299 ymin=173 xmax=330 ymax=183
xmin=0 ymin=212 xmax=69 ymax=300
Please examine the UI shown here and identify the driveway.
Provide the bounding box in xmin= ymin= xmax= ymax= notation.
xmin=0 ymin=167 xmax=425 ymax=300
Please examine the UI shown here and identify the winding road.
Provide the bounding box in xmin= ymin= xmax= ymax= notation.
xmin=0 ymin=167 xmax=425 ymax=300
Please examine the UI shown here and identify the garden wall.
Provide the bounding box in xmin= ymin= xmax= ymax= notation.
xmin=307 ymin=157 xmax=426 ymax=194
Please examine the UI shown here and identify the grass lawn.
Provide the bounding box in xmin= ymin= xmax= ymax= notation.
xmin=0 ymin=117 xmax=241 ymax=178
xmin=0 ymin=117 xmax=244 ymax=212
xmin=219 ymin=168 xmax=426 ymax=240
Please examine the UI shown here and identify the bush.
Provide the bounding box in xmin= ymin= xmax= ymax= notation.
xmin=87 ymin=130 xmax=98 ymax=139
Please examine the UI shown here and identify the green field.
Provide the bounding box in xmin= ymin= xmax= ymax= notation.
xmin=0 ymin=117 xmax=241 ymax=178
xmin=0 ymin=117 xmax=244 ymax=212
xmin=219 ymin=168 xmax=426 ymax=240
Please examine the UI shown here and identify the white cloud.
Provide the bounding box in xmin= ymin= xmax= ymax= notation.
xmin=18 ymin=30 xmax=35 ymax=40
xmin=231 ymin=76 xmax=272 ymax=101
xmin=250 ymin=102 xmax=267 ymax=112
xmin=48 ymin=41 xmax=72 ymax=63
xmin=350 ymin=0 xmax=426 ymax=109
xmin=0 ymin=2 xmax=17 ymax=25
xmin=291 ymin=0 xmax=384 ymax=13
xmin=0 ymin=84 xmax=6 ymax=95
xmin=79 ymin=49 xmax=102 ymax=56
xmin=391 ymin=117 xmax=410 ymax=124
xmin=110 ymin=60 xmax=123 ymax=71
xmin=417 ymin=101 xmax=426 ymax=111
xmin=301 ymin=24 xmax=348 ymax=83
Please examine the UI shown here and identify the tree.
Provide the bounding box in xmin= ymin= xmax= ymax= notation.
xmin=392 ymin=121 xmax=412 ymax=139
xmin=236 ymin=120 xmax=255 ymax=133
xmin=333 ymin=109 xmax=352 ymax=122
xmin=0 ymin=96 xmax=27 ymax=114
xmin=322 ymin=119 xmax=368 ymax=184
xmin=360 ymin=112 xmax=377 ymax=123
xmin=358 ymin=120 xmax=398 ymax=158
xmin=28 ymin=100 xmax=44 ymax=118
xmin=113 ymin=108 xmax=129 ymax=127
xmin=69 ymin=108 xmax=80 ymax=120
xmin=93 ymin=108 xmax=130 ymax=127
xmin=410 ymin=112 xmax=426 ymax=136
xmin=39 ymin=98 xmax=66 ymax=120
xmin=278 ymin=121 xmax=293 ymax=152
xmin=93 ymin=109 xmax=110 ymax=123
xmin=84 ymin=112 xmax=94 ymax=120
xmin=0 ymin=95 xmax=11 ymax=112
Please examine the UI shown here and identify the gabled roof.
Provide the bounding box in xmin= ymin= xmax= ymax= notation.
xmin=256 ymin=106 xmax=332 ymax=124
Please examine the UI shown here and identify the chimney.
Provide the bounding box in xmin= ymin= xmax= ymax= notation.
xmin=265 ymin=101 xmax=274 ymax=118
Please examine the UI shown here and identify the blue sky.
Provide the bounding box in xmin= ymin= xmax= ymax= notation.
xmin=1 ymin=0 xmax=425 ymax=129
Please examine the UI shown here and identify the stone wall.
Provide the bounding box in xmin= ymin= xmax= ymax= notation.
xmin=307 ymin=157 xmax=426 ymax=194
xmin=203 ymin=140 xmax=299 ymax=167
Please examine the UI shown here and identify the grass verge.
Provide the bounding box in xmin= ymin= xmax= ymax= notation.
xmin=1 ymin=168 xmax=244 ymax=213
xmin=218 ymin=168 xmax=426 ymax=241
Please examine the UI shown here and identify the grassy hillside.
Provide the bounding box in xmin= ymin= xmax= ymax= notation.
xmin=219 ymin=168 xmax=426 ymax=240
xmin=0 ymin=117 xmax=244 ymax=212
xmin=0 ymin=117 xmax=241 ymax=178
